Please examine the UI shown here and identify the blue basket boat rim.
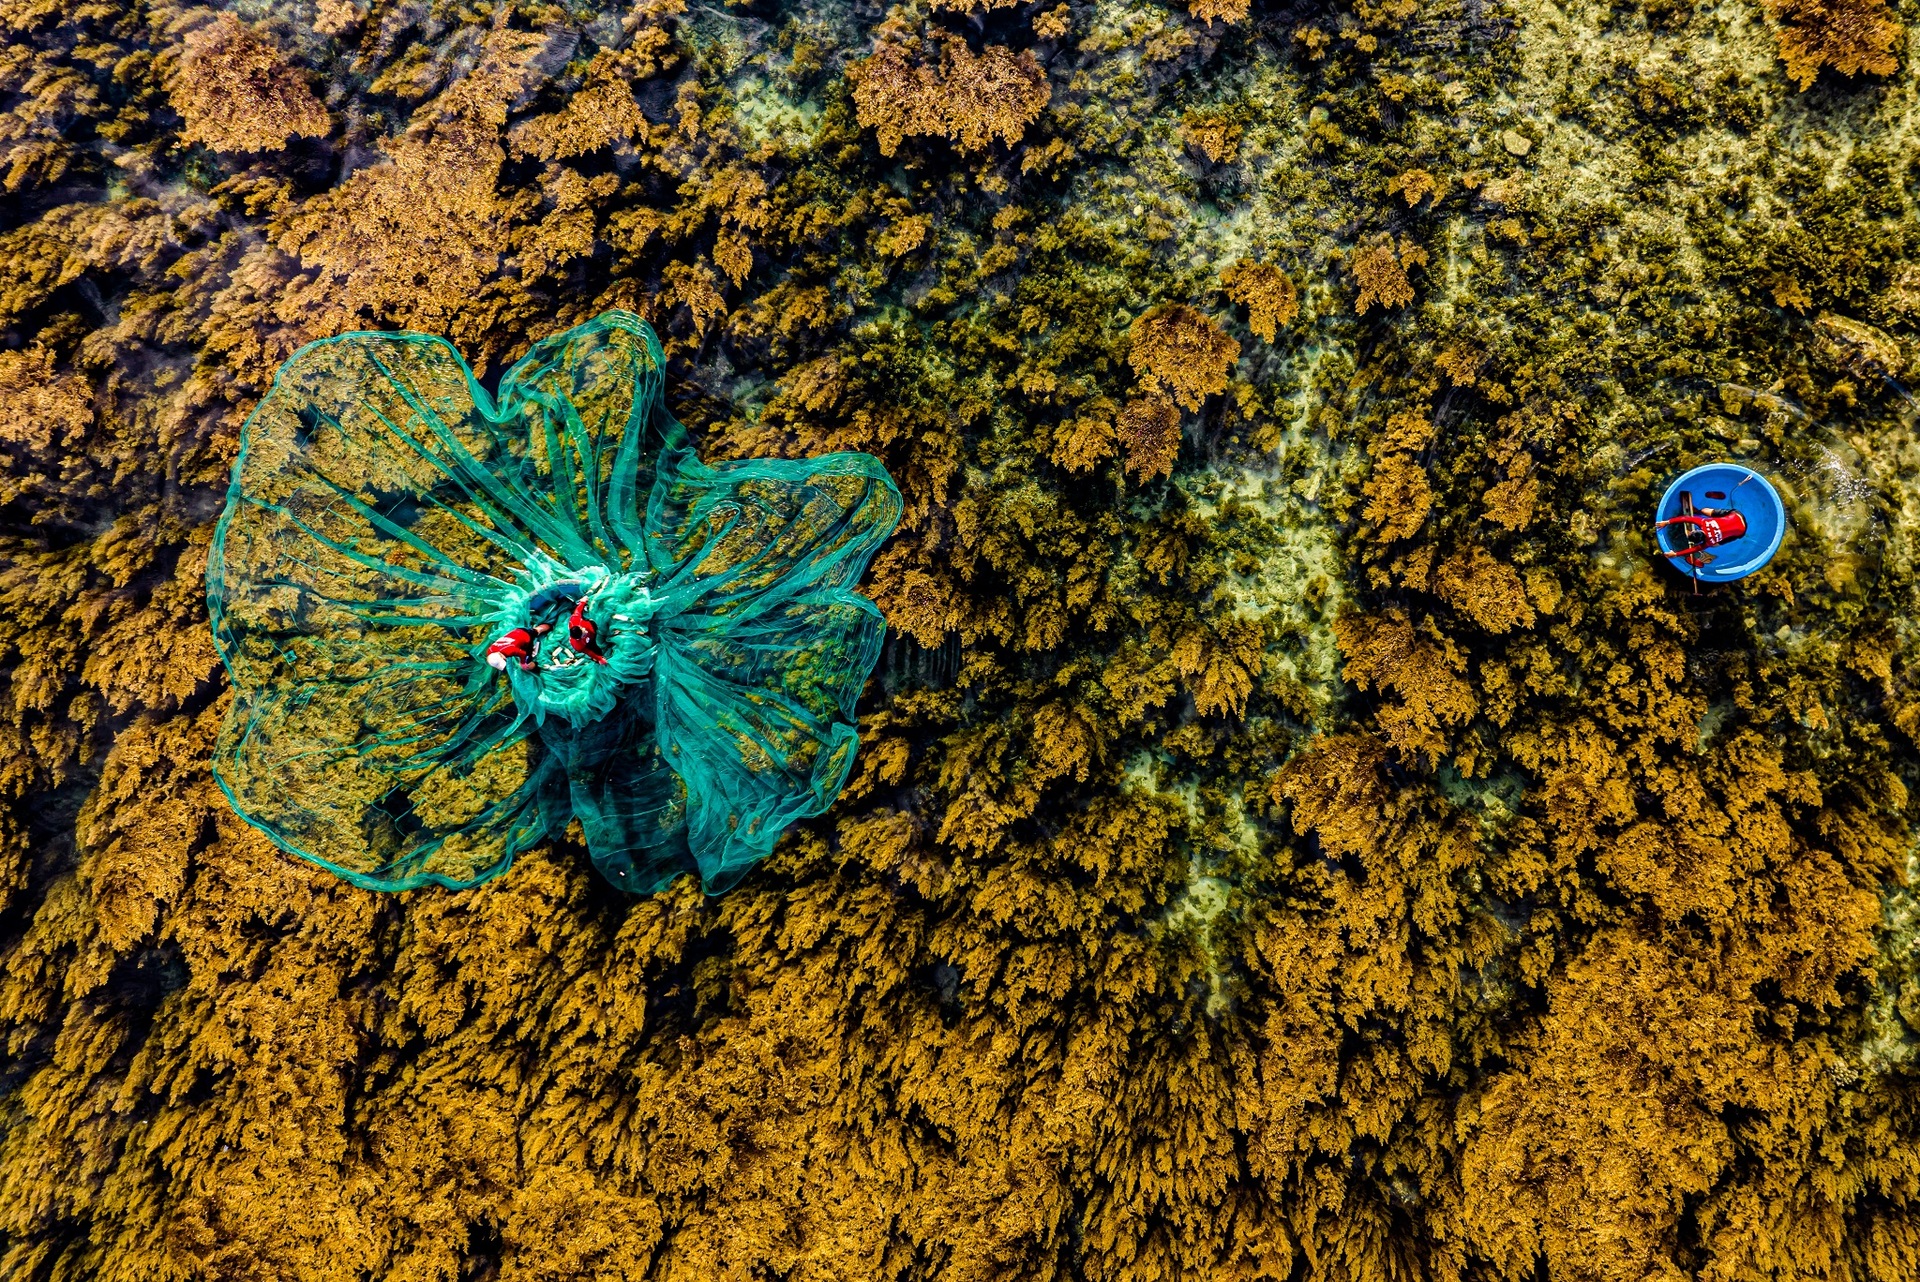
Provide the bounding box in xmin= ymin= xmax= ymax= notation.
xmin=1654 ymin=462 xmax=1786 ymax=581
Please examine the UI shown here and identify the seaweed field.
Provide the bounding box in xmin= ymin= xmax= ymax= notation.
xmin=3 ymin=0 xmax=1920 ymax=1275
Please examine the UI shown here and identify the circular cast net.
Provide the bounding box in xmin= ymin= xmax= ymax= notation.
xmin=208 ymin=310 xmax=902 ymax=894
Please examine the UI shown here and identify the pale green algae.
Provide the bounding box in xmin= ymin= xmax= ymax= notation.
xmin=1863 ymin=837 xmax=1920 ymax=1075
xmin=1126 ymin=749 xmax=1261 ymax=1017
xmin=1037 ymin=23 xmax=1359 ymax=958
xmin=1179 ymin=428 xmax=1348 ymax=716
xmin=727 ymin=75 xmax=823 ymax=152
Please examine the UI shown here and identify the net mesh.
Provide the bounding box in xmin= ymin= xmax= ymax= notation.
xmin=208 ymin=310 xmax=901 ymax=894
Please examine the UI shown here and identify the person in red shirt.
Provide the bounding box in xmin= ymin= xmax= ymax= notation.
xmin=566 ymin=598 xmax=608 ymax=664
xmin=484 ymin=624 xmax=549 ymax=671
xmin=1656 ymin=506 xmax=1746 ymax=561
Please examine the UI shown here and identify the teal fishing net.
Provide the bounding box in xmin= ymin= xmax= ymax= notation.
xmin=208 ymin=311 xmax=902 ymax=894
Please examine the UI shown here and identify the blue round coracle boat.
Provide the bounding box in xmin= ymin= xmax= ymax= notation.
xmin=1653 ymin=462 xmax=1785 ymax=583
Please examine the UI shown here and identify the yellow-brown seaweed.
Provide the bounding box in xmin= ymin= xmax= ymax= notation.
xmin=5 ymin=0 xmax=1920 ymax=1275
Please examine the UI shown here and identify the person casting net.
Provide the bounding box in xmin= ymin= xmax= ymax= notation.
xmin=207 ymin=310 xmax=902 ymax=894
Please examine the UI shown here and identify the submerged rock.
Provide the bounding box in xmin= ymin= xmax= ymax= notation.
xmin=1814 ymin=310 xmax=1906 ymax=382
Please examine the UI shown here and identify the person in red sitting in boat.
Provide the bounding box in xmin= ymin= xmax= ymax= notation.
xmin=1656 ymin=505 xmax=1746 ymax=561
xmin=482 ymin=593 xmax=611 ymax=671
xmin=484 ymin=624 xmax=548 ymax=671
